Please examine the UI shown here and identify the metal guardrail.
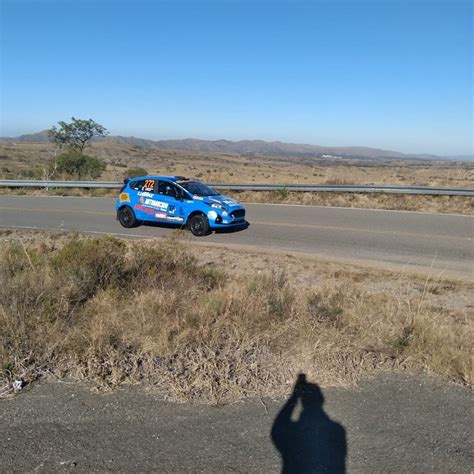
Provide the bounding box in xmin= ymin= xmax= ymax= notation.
xmin=0 ymin=180 xmax=473 ymax=196
xmin=0 ymin=180 xmax=121 ymax=189
xmin=209 ymin=184 xmax=474 ymax=196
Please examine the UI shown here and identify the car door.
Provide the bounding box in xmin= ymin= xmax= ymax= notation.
xmin=129 ymin=179 xmax=156 ymax=219
xmin=132 ymin=179 xmax=167 ymax=220
xmin=156 ymin=181 xmax=186 ymax=223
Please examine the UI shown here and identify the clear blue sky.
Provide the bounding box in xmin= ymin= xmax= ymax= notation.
xmin=1 ymin=0 xmax=472 ymax=155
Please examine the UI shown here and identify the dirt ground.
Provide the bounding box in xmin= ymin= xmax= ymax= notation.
xmin=185 ymin=239 xmax=473 ymax=312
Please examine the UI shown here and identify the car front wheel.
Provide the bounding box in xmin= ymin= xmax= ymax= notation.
xmin=118 ymin=206 xmax=138 ymax=228
xmin=188 ymin=214 xmax=210 ymax=236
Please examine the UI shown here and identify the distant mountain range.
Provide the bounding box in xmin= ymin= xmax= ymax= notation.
xmin=0 ymin=130 xmax=452 ymax=160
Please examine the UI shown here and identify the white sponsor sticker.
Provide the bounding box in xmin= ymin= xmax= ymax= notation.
xmin=144 ymin=198 xmax=168 ymax=210
xmin=138 ymin=191 xmax=154 ymax=198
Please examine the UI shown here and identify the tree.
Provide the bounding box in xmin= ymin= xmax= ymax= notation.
xmin=51 ymin=149 xmax=106 ymax=179
xmin=48 ymin=117 xmax=108 ymax=154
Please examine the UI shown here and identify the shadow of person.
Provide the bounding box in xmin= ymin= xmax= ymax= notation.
xmin=271 ymin=374 xmax=347 ymax=474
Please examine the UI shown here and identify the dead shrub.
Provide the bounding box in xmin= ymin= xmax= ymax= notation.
xmin=307 ymin=290 xmax=344 ymax=325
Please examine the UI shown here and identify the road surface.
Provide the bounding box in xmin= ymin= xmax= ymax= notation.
xmin=1 ymin=373 xmax=472 ymax=473
xmin=0 ymin=195 xmax=472 ymax=276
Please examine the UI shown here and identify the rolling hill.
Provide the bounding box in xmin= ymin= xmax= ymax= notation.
xmin=1 ymin=130 xmax=439 ymax=160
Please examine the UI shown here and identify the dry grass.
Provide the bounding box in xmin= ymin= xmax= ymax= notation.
xmin=1 ymin=234 xmax=472 ymax=403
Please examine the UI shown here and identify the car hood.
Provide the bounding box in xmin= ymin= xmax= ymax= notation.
xmin=196 ymin=194 xmax=241 ymax=208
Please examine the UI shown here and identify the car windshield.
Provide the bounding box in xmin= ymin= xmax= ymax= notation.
xmin=180 ymin=181 xmax=220 ymax=197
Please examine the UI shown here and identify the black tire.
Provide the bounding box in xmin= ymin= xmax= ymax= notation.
xmin=188 ymin=214 xmax=210 ymax=237
xmin=118 ymin=206 xmax=138 ymax=228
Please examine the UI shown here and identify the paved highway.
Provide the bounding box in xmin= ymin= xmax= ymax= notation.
xmin=1 ymin=374 xmax=472 ymax=472
xmin=0 ymin=195 xmax=472 ymax=276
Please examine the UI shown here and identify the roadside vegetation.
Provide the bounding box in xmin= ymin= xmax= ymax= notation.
xmin=1 ymin=234 xmax=471 ymax=403
xmin=228 ymin=191 xmax=474 ymax=215
xmin=50 ymin=149 xmax=106 ymax=179
xmin=125 ymin=167 xmax=149 ymax=179
xmin=46 ymin=118 xmax=108 ymax=180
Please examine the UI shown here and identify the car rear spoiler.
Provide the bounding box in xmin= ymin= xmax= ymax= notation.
xmin=119 ymin=179 xmax=130 ymax=194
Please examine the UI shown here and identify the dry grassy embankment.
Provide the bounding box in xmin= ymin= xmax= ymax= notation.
xmin=229 ymin=190 xmax=474 ymax=215
xmin=1 ymin=234 xmax=472 ymax=403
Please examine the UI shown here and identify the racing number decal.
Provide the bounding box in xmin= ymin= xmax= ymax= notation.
xmin=144 ymin=179 xmax=155 ymax=191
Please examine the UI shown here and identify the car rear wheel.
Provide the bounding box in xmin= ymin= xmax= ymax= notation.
xmin=188 ymin=214 xmax=210 ymax=237
xmin=118 ymin=206 xmax=138 ymax=228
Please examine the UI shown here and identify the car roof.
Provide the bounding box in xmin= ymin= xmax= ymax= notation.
xmin=129 ymin=175 xmax=190 ymax=183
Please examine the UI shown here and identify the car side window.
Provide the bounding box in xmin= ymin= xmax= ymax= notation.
xmin=130 ymin=180 xmax=145 ymax=191
xmin=131 ymin=179 xmax=158 ymax=193
xmin=157 ymin=181 xmax=167 ymax=195
xmin=142 ymin=179 xmax=155 ymax=192
xmin=157 ymin=181 xmax=179 ymax=198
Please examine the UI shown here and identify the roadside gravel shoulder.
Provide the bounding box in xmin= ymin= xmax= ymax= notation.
xmin=1 ymin=373 xmax=472 ymax=473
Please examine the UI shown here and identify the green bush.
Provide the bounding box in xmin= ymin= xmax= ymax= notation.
xmin=50 ymin=150 xmax=106 ymax=179
xmin=270 ymin=187 xmax=289 ymax=201
xmin=124 ymin=167 xmax=148 ymax=179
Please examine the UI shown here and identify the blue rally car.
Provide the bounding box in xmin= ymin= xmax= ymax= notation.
xmin=115 ymin=176 xmax=247 ymax=236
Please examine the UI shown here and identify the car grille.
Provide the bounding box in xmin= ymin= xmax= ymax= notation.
xmin=230 ymin=209 xmax=245 ymax=220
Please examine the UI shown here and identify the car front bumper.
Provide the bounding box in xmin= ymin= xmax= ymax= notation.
xmin=206 ymin=207 xmax=247 ymax=228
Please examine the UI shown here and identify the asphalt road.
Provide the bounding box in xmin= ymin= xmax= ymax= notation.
xmin=0 ymin=195 xmax=472 ymax=276
xmin=1 ymin=374 xmax=472 ymax=473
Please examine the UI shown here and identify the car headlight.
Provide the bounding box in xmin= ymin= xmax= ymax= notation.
xmin=206 ymin=202 xmax=226 ymax=211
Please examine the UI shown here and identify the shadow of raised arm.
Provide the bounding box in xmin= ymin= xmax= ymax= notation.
xmin=271 ymin=373 xmax=347 ymax=474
